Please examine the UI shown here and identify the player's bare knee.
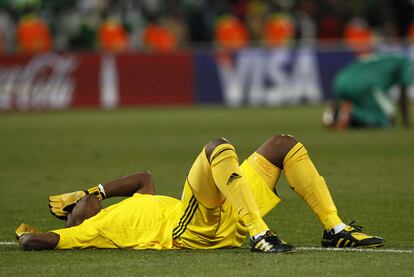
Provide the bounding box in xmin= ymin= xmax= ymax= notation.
xmin=257 ymin=134 xmax=297 ymax=168
xmin=205 ymin=137 xmax=231 ymax=161
xmin=269 ymin=134 xmax=297 ymax=150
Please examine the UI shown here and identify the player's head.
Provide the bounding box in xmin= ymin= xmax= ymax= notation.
xmin=66 ymin=194 xmax=102 ymax=227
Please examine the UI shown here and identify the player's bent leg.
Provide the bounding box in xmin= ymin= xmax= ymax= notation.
xmin=205 ymin=138 xmax=269 ymax=237
xmin=186 ymin=138 xmax=227 ymax=208
xmin=259 ymin=134 xmax=343 ymax=229
xmin=205 ymin=138 xmax=294 ymax=254
xmin=257 ymin=134 xmax=384 ymax=248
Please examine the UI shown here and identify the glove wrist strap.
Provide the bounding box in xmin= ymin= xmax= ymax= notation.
xmin=98 ymin=184 xmax=107 ymax=199
xmin=87 ymin=185 xmax=106 ymax=200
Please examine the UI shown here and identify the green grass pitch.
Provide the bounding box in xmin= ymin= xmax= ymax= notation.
xmin=1 ymin=105 xmax=413 ymax=276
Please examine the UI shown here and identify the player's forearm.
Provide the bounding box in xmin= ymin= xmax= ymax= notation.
xmin=102 ymin=171 xmax=155 ymax=198
xmin=49 ymin=171 xmax=156 ymax=220
xmin=19 ymin=232 xmax=59 ymax=251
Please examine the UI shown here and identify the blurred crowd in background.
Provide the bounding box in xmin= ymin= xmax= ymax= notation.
xmin=1 ymin=0 xmax=414 ymax=54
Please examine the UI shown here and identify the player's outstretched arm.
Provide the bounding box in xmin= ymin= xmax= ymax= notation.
xmin=15 ymin=223 xmax=59 ymax=250
xmin=399 ymin=85 xmax=411 ymax=127
xmin=19 ymin=233 xmax=59 ymax=251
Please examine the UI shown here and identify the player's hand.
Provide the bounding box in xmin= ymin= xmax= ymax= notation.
xmin=15 ymin=223 xmax=40 ymax=241
xmin=48 ymin=190 xmax=87 ymax=220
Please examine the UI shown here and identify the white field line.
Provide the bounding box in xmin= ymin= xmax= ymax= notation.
xmin=0 ymin=241 xmax=18 ymax=245
xmin=297 ymin=247 xmax=414 ymax=254
xmin=1 ymin=241 xmax=413 ymax=253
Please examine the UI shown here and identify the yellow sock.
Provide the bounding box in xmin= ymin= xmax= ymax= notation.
xmin=210 ymin=143 xmax=269 ymax=237
xmin=284 ymin=143 xmax=342 ymax=230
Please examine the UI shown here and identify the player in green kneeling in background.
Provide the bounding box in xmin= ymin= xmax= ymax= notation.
xmin=323 ymin=53 xmax=412 ymax=128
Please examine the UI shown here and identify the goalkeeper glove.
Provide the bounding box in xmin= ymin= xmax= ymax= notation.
xmin=48 ymin=185 xmax=106 ymax=220
xmin=15 ymin=223 xmax=40 ymax=241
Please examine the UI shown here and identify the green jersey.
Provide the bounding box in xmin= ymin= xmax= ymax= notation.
xmin=334 ymin=54 xmax=413 ymax=100
xmin=333 ymin=54 xmax=413 ymax=127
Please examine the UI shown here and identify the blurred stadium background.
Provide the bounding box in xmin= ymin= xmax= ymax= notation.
xmin=1 ymin=0 xmax=414 ymax=52
xmin=1 ymin=0 xmax=414 ymax=276
xmin=0 ymin=0 xmax=414 ymax=111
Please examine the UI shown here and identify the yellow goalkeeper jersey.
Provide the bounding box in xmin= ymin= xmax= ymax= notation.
xmin=52 ymin=193 xmax=181 ymax=250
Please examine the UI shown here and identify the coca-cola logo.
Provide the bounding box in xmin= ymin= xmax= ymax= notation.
xmin=0 ymin=53 xmax=77 ymax=110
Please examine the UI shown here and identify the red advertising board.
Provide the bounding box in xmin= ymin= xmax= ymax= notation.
xmin=0 ymin=53 xmax=100 ymax=110
xmin=71 ymin=54 xmax=101 ymax=107
xmin=0 ymin=52 xmax=194 ymax=111
xmin=117 ymin=53 xmax=194 ymax=106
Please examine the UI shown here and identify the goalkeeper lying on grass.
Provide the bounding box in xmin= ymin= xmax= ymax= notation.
xmin=16 ymin=135 xmax=384 ymax=253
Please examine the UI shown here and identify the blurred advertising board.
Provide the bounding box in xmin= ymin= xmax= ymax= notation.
xmin=196 ymin=47 xmax=355 ymax=106
xmin=0 ymin=53 xmax=102 ymax=110
xmin=0 ymin=52 xmax=194 ymax=111
xmin=0 ymin=47 xmax=413 ymax=111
